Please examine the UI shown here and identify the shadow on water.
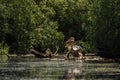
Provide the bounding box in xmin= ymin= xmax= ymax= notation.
xmin=0 ymin=58 xmax=120 ymax=80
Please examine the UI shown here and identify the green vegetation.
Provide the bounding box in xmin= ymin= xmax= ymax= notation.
xmin=0 ymin=0 xmax=119 ymax=58
xmin=0 ymin=42 xmax=9 ymax=62
xmin=86 ymin=0 xmax=120 ymax=58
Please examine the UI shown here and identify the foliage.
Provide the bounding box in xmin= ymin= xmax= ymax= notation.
xmin=0 ymin=42 xmax=9 ymax=62
xmin=31 ymin=0 xmax=65 ymax=52
xmin=86 ymin=0 xmax=120 ymax=57
xmin=0 ymin=0 xmax=39 ymax=54
xmin=32 ymin=21 xmax=64 ymax=52
xmin=0 ymin=0 xmax=120 ymax=58
xmin=0 ymin=0 xmax=64 ymax=54
xmin=0 ymin=42 xmax=9 ymax=55
xmin=44 ymin=0 xmax=88 ymax=40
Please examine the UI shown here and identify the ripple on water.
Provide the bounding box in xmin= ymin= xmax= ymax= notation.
xmin=0 ymin=58 xmax=119 ymax=80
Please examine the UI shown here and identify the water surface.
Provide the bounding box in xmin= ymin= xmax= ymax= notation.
xmin=0 ymin=58 xmax=120 ymax=80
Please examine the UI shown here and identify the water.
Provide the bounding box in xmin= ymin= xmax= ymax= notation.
xmin=0 ymin=58 xmax=120 ymax=80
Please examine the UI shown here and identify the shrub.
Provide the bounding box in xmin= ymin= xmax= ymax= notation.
xmin=0 ymin=42 xmax=9 ymax=62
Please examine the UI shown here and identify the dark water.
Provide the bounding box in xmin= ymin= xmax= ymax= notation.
xmin=0 ymin=58 xmax=120 ymax=80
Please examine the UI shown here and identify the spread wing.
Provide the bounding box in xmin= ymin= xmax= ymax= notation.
xmin=72 ymin=45 xmax=82 ymax=51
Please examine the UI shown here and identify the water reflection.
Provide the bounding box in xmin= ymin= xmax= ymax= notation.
xmin=61 ymin=66 xmax=83 ymax=80
xmin=0 ymin=58 xmax=120 ymax=80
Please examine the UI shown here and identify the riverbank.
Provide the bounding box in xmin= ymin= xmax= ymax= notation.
xmin=4 ymin=53 xmax=119 ymax=62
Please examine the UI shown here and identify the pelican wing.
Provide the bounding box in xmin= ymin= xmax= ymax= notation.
xmin=72 ymin=45 xmax=82 ymax=51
